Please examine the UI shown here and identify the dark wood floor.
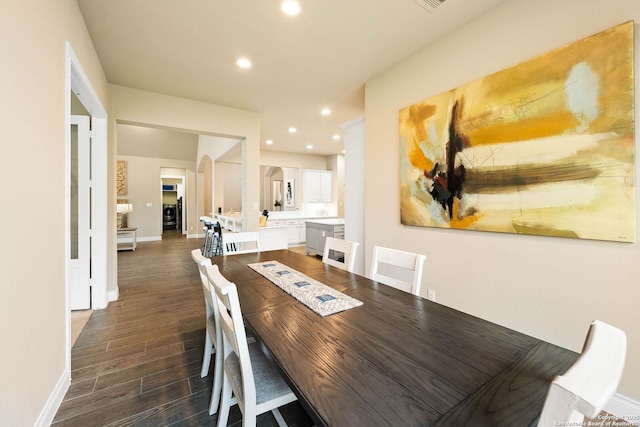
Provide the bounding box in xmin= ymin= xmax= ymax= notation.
xmin=53 ymin=230 xmax=314 ymax=427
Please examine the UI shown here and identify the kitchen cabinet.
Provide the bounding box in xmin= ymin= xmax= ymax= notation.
xmin=267 ymin=215 xmax=339 ymax=245
xmin=258 ymin=227 xmax=288 ymax=251
xmin=268 ymin=218 xmax=306 ymax=244
xmin=286 ymin=219 xmax=301 ymax=244
xmin=305 ymin=219 xmax=345 ymax=257
xmin=303 ymin=170 xmax=332 ymax=202
xmin=267 ymin=219 xmax=285 ymax=227
xmin=299 ymin=223 xmax=306 ymax=242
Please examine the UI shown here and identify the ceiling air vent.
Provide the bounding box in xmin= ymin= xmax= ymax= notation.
xmin=413 ymin=0 xmax=447 ymax=12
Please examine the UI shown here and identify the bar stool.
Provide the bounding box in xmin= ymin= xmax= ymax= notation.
xmin=210 ymin=221 xmax=223 ymax=256
xmin=200 ymin=216 xmax=214 ymax=255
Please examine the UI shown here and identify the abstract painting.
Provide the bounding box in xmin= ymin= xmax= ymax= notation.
xmin=399 ymin=21 xmax=635 ymax=242
xmin=117 ymin=160 xmax=127 ymax=195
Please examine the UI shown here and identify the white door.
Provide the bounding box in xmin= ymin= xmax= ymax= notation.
xmin=69 ymin=115 xmax=91 ymax=310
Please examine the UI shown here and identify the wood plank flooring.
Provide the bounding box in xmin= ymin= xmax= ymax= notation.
xmin=51 ymin=233 xmax=628 ymax=426
xmin=53 ymin=230 xmax=314 ymax=426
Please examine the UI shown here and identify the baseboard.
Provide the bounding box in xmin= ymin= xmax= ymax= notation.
xmin=118 ymin=236 xmax=167 ymax=243
xmin=34 ymin=367 xmax=70 ymax=427
xmin=606 ymin=393 xmax=640 ymax=425
xmin=137 ymin=236 xmax=162 ymax=242
xmin=187 ymin=233 xmax=200 ymax=239
xmin=108 ymin=286 xmax=119 ymax=302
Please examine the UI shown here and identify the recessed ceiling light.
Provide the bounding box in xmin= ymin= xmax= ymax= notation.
xmin=288 ymin=127 xmax=297 ymax=133
xmin=266 ymin=139 xmax=273 ymax=145
xmin=306 ymin=145 xmax=313 ymax=149
xmin=332 ymin=134 xmax=340 ymax=140
xmin=236 ymin=58 xmax=252 ymax=69
xmin=281 ymin=0 xmax=301 ymax=16
xmin=342 ymin=149 xmax=346 ymax=154
xmin=321 ymin=108 xmax=331 ymax=116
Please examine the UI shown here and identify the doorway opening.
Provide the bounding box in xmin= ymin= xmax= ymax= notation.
xmin=161 ymin=169 xmax=187 ymax=239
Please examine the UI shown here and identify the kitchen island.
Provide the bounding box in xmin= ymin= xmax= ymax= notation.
xmin=266 ymin=213 xmax=338 ymax=245
xmin=305 ymin=218 xmax=345 ymax=257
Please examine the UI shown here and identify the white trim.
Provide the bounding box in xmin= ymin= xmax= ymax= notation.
xmin=161 ymin=173 xmax=187 ymax=234
xmin=108 ymin=287 xmax=120 ymax=302
xmin=340 ymin=114 xmax=365 ymax=130
xmin=66 ymin=43 xmax=108 ymax=310
xmin=62 ymin=41 xmax=109 ymax=422
xmin=34 ymin=369 xmax=70 ymax=427
xmin=606 ymin=393 xmax=640 ymax=425
xmin=64 ymin=43 xmax=72 ymax=380
xmin=139 ymin=236 xmax=163 ymax=242
xmin=90 ymin=117 xmax=108 ymax=310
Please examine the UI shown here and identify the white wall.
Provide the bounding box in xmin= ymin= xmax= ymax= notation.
xmin=263 ymin=151 xmax=345 ymax=217
xmin=365 ymin=0 xmax=640 ymax=400
xmin=222 ymin=162 xmax=243 ymax=212
xmin=327 ymin=154 xmax=345 ymax=218
xmin=260 ymin=150 xmax=329 ymax=170
xmin=118 ymin=124 xmax=198 ymax=160
xmin=116 ymin=155 xmax=196 ymax=239
xmin=197 ymin=134 xmax=241 ymax=218
xmin=343 ymin=116 xmax=366 ymax=275
xmin=108 ymin=84 xmax=261 ymax=292
xmin=0 ymin=1 xmax=108 ymax=425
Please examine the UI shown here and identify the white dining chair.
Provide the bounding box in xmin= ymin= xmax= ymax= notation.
xmin=190 ymin=249 xmax=223 ymax=415
xmin=205 ymin=264 xmax=298 ymax=427
xmin=369 ymin=246 xmax=426 ymax=296
xmin=222 ymin=231 xmax=261 ymax=255
xmin=538 ymin=320 xmax=626 ymax=427
xmin=322 ymin=237 xmax=359 ymax=273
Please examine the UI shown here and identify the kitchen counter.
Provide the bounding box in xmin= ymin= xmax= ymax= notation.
xmin=267 ymin=211 xmax=336 ymax=220
xmin=265 ymin=215 xmax=337 ymax=245
xmin=304 ymin=218 xmax=345 ymax=226
xmin=211 ymin=212 xmax=242 ymax=220
xmin=211 ymin=212 xmax=242 ymax=232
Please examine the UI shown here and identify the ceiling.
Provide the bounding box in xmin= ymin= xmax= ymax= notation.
xmin=77 ymin=0 xmax=507 ymax=156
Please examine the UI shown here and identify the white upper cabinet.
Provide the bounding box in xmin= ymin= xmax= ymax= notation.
xmin=303 ymin=170 xmax=332 ymax=202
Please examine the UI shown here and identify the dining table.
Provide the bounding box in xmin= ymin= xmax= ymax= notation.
xmin=210 ymin=249 xmax=578 ymax=427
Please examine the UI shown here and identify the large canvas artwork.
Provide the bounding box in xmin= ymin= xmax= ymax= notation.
xmin=399 ymin=21 xmax=635 ymax=242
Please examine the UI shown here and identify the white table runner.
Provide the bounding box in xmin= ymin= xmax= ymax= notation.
xmin=248 ymin=261 xmax=363 ymax=316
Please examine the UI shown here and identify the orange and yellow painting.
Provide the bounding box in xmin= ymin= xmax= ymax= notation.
xmin=399 ymin=21 xmax=635 ymax=242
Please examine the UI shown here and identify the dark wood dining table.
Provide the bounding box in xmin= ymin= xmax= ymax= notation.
xmin=211 ymin=249 xmax=578 ymax=427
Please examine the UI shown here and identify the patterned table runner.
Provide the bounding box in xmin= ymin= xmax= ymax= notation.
xmin=248 ymin=261 xmax=363 ymax=316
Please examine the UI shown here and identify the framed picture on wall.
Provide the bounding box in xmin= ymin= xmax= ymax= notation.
xmin=117 ymin=160 xmax=127 ymax=195
xmin=285 ymin=178 xmax=295 ymax=208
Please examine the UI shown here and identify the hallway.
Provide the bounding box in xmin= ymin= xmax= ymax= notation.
xmin=53 ymin=234 xmax=312 ymax=426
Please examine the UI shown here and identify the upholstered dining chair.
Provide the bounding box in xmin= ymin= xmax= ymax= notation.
xmin=369 ymin=246 xmax=426 ymax=296
xmin=322 ymin=237 xmax=359 ymax=273
xmin=537 ymin=320 xmax=626 ymax=426
xmin=205 ymin=264 xmax=298 ymax=427
xmin=190 ymin=249 xmax=223 ymax=415
xmin=222 ymin=231 xmax=260 ymax=255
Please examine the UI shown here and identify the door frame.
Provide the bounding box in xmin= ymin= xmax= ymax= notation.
xmin=65 ymin=43 xmax=108 ymax=357
xmin=161 ymin=172 xmax=187 ymax=234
